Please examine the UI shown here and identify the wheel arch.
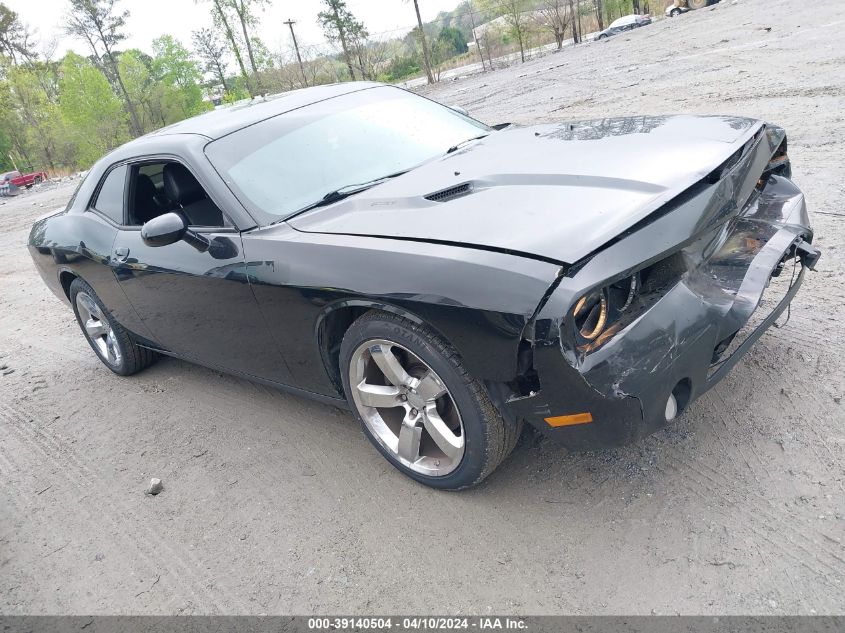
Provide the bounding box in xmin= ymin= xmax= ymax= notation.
xmin=314 ymin=296 xmax=536 ymax=403
xmin=315 ymin=299 xmax=451 ymax=396
xmin=58 ymin=268 xmax=79 ymax=300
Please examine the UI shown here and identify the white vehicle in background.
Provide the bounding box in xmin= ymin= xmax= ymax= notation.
xmin=595 ymin=14 xmax=653 ymax=40
xmin=666 ymin=0 xmax=721 ymax=17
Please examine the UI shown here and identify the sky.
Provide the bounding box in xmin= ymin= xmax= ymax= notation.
xmin=6 ymin=0 xmax=463 ymax=60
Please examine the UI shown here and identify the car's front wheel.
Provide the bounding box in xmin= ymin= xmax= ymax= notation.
xmin=339 ymin=311 xmax=520 ymax=490
xmin=69 ymin=278 xmax=157 ymax=376
xmin=670 ymin=8 xmax=681 ymax=16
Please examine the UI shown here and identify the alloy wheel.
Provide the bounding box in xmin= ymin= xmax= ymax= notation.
xmin=349 ymin=339 xmax=465 ymax=476
xmin=75 ymin=292 xmax=122 ymax=367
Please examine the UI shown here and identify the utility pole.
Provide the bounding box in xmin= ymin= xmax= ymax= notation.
xmin=411 ymin=0 xmax=435 ymax=84
xmin=468 ymin=7 xmax=486 ymax=72
xmin=284 ymin=19 xmax=308 ymax=87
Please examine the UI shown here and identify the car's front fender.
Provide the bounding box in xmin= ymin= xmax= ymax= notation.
xmin=242 ymin=223 xmax=563 ymax=397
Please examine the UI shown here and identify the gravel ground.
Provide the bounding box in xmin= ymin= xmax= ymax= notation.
xmin=1 ymin=0 xmax=844 ymax=616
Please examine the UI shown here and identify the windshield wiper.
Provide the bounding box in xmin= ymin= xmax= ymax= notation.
xmin=275 ymin=170 xmax=410 ymax=224
xmin=447 ymin=134 xmax=489 ymax=154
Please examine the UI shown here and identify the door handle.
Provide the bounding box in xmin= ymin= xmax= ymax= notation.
xmin=114 ymin=247 xmax=129 ymax=262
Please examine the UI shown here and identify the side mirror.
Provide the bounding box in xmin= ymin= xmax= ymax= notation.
xmin=450 ymin=105 xmax=469 ymax=117
xmin=141 ymin=212 xmax=187 ymax=247
xmin=140 ymin=211 xmax=212 ymax=253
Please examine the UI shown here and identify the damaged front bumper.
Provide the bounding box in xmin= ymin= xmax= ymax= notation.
xmin=507 ymin=168 xmax=820 ymax=450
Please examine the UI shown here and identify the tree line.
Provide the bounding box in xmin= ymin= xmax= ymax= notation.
xmin=0 ymin=0 xmax=653 ymax=173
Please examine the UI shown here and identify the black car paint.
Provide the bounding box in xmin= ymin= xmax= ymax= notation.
xmin=28 ymin=82 xmax=819 ymax=451
xmin=288 ymin=115 xmax=765 ymax=264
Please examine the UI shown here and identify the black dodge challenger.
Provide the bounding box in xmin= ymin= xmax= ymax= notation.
xmin=29 ymin=82 xmax=820 ymax=489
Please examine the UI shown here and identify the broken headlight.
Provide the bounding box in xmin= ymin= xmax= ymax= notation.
xmin=571 ymin=253 xmax=686 ymax=353
xmin=573 ymin=275 xmax=638 ymax=342
xmin=572 ymin=273 xmax=640 ymax=351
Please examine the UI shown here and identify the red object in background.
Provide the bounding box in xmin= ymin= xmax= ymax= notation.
xmin=0 ymin=169 xmax=48 ymax=188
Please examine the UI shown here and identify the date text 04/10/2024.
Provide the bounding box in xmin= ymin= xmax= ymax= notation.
xmin=307 ymin=617 xmax=528 ymax=630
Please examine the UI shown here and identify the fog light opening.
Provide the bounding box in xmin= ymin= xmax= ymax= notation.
xmin=666 ymin=379 xmax=692 ymax=422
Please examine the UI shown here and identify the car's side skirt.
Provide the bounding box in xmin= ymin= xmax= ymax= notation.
xmin=137 ymin=345 xmax=351 ymax=410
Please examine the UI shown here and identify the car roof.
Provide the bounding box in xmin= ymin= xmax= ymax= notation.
xmin=611 ymin=14 xmax=638 ymax=26
xmin=143 ymin=81 xmax=383 ymax=142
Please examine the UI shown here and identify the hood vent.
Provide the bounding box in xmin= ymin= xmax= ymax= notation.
xmin=425 ymin=182 xmax=472 ymax=202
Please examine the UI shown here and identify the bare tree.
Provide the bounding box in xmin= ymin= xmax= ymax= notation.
xmin=594 ymin=0 xmax=604 ymax=30
xmin=192 ymin=27 xmax=229 ymax=95
xmin=538 ymin=0 xmax=571 ymax=49
xmin=571 ymin=0 xmax=582 ymax=44
xmin=0 ymin=5 xmax=58 ymax=101
xmin=0 ymin=4 xmax=37 ymax=64
xmin=355 ymin=38 xmax=394 ymax=82
xmin=466 ymin=2 xmax=486 ymax=71
xmin=483 ymin=0 xmax=531 ymax=63
xmin=65 ymin=0 xmax=143 ymax=135
xmin=225 ymin=0 xmax=267 ymax=79
xmin=203 ymin=0 xmax=253 ymax=96
xmin=318 ymin=0 xmax=367 ymax=81
xmin=406 ymin=0 xmax=434 ymax=84
xmin=479 ymin=24 xmax=504 ymax=68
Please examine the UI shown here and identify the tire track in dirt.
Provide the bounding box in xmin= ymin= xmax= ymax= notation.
xmin=659 ymin=464 xmax=842 ymax=607
xmin=656 ymin=446 xmax=845 ymax=579
xmin=171 ymin=365 xmax=553 ymax=612
xmin=0 ymin=415 xmax=185 ymax=609
xmin=0 ymin=402 xmax=241 ymax=613
xmin=673 ymin=398 xmax=844 ymax=560
xmin=134 ymin=370 xmax=392 ymax=611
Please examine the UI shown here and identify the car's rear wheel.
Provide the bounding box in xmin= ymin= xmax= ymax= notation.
xmin=670 ymin=8 xmax=682 ymax=16
xmin=69 ymin=278 xmax=157 ymax=376
xmin=339 ymin=311 xmax=520 ymax=490
xmin=34 ymin=175 xmax=42 ymax=185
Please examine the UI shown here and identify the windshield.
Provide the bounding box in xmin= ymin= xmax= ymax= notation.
xmin=205 ymin=86 xmax=490 ymax=225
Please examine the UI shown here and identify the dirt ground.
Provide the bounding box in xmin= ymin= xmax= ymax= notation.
xmin=1 ymin=0 xmax=844 ymax=616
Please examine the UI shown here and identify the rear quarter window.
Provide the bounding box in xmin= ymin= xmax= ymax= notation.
xmin=92 ymin=164 xmax=128 ymax=224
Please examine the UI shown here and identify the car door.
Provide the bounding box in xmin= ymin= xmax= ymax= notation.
xmin=110 ymin=159 xmax=294 ymax=385
xmin=71 ymin=162 xmax=151 ymax=340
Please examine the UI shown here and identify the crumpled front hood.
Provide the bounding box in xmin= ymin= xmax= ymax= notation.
xmin=288 ymin=115 xmax=764 ymax=264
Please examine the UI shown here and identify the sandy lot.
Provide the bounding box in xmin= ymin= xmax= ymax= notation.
xmin=1 ymin=0 xmax=844 ymax=615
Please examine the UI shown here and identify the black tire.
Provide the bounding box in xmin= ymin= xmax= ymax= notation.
xmin=69 ymin=278 xmax=158 ymax=376
xmin=670 ymin=8 xmax=682 ymax=17
xmin=339 ymin=310 xmax=519 ymax=490
xmin=34 ymin=175 xmax=42 ymax=185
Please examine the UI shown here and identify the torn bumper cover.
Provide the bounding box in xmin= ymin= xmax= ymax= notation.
xmin=506 ymin=131 xmax=820 ymax=450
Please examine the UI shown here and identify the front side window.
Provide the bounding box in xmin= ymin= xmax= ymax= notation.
xmin=205 ymin=86 xmax=490 ymax=226
xmin=127 ymin=161 xmax=226 ymax=228
xmin=92 ymin=164 xmax=128 ymax=224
